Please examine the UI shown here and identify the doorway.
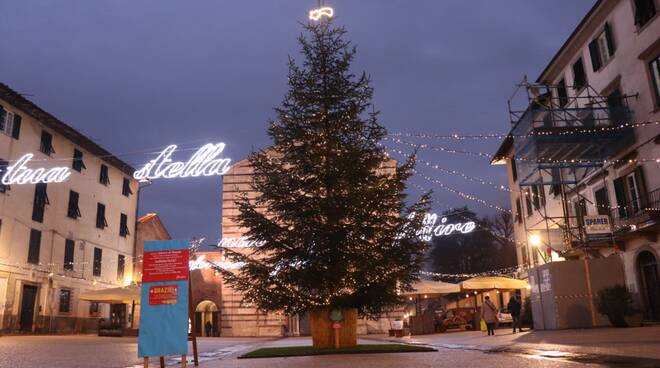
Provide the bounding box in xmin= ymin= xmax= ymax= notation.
xmin=195 ymin=300 xmax=219 ymax=337
xmin=638 ymin=251 xmax=660 ymax=320
xmin=19 ymin=284 xmax=38 ymax=332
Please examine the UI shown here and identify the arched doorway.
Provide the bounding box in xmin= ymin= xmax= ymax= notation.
xmin=638 ymin=251 xmax=660 ymax=321
xmin=195 ymin=300 xmax=219 ymax=337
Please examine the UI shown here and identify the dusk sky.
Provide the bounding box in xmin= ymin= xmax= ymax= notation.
xmin=1 ymin=1 xmax=595 ymax=242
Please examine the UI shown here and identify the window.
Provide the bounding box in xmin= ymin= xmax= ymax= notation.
xmin=520 ymin=246 xmax=529 ymax=267
xmin=588 ymin=23 xmax=615 ymax=71
xmin=594 ymin=187 xmax=610 ymax=216
xmin=0 ymin=106 xmax=21 ymax=139
xmin=650 ymin=54 xmax=660 ymax=107
xmin=510 ymin=159 xmax=518 ymax=182
xmin=550 ymin=168 xmax=561 ymax=197
xmin=634 ymin=0 xmax=657 ymax=28
xmin=67 ymin=190 xmax=81 ymax=219
xmin=575 ymin=198 xmax=587 ymax=227
xmin=525 ymin=190 xmax=533 ymax=217
xmin=96 ymin=203 xmax=108 ymax=229
xmin=557 ymin=79 xmax=569 ymax=107
xmin=532 ymin=186 xmax=541 ymax=210
xmin=59 ymin=289 xmax=71 ymax=313
xmin=40 ymin=131 xmax=55 ymax=156
xmin=122 ymin=178 xmax=133 ymax=197
xmin=89 ymin=302 xmax=100 ymax=317
xmin=515 ymin=199 xmax=522 ymax=224
xmin=64 ymin=239 xmax=75 ymax=271
xmin=119 ymin=213 xmax=130 ymax=237
xmin=93 ymin=247 xmax=102 ymax=277
xmin=28 ymin=229 xmax=41 ymax=264
xmin=32 ymin=183 xmax=49 ymax=223
xmin=572 ymin=57 xmax=587 ymax=91
xmin=99 ymin=164 xmax=110 ymax=185
xmin=72 ymin=149 xmax=86 ymax=172
xmin=607 ymin=89 xmax=627 ymax=125
xmin=117 ymin=255 xmax=125 ymax=282
xmin=0 ymin=159 xmax=9 ymax=193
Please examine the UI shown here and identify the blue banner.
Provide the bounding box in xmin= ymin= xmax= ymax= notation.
xmin=138 ymin=240 xmax=189 ymax=358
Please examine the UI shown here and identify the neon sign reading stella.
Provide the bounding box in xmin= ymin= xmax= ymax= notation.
xmin=1 ymin=154 xmax=71 ymax=185
xmin=134 ymin=143 xmax=231 ymax=181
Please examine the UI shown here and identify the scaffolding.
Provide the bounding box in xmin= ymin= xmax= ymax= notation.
xmin=508 ymin=78 xmax=636 ymax=258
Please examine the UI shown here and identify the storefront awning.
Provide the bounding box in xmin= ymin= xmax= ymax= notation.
xmin=401 ymin=279 xmax=461 ymax=296
xmin=461 ymin=276 xmax=528 ymax=290
xmin=79 ymin=284 xmax=141 ymax=304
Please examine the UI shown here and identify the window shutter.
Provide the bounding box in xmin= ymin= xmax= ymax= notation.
xmin=613 ymin=177 xmax=627 ymax=217
xmin=11 ymin=114 xmax=21 ymax=139
xmin=588 ymin=40 xmax=602 ymax=71
xmin=634 ymin=167 xmax=648 ymax=208
xmin=604 ymin=22 xmax=615 ymax=56
xmin=0 ymin=106 xmax=5 ymax=131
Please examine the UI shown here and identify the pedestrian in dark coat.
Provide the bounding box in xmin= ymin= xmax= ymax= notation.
xmin=508 ymin=295 xmax=523 ymax=333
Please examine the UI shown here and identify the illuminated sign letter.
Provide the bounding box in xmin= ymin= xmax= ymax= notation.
xmin=1 ymin=154 xmax=72 ymax=185
xmin=134 ymin=143 xmax=231 ymax=181
xmin=309 ymin=6 xmax=334 ymax=21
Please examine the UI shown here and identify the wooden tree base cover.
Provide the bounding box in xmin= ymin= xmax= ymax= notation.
xmin=310 ymin=308 xmax=357 ymax=349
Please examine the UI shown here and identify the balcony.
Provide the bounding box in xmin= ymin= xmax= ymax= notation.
xmin=611 ymin=188 xmax=660 ymax=232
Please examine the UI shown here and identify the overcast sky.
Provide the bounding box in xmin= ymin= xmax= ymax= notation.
xmin=1 ymin=1 xmax=596 ymax=242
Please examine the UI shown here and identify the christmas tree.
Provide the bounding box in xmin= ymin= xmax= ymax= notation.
xmin=220 ymin=20 xmax=430 ymax=322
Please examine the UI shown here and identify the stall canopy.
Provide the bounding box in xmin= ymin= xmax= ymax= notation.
xmin=461 ymin=276 xmax=528 ymax=290
xmin=401 ymin=279 xmax=461 ymax=296
xmin=79 ymin=284 xmax=141 ymax=304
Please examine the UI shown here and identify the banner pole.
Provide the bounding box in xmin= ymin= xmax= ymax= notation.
xmin=188 ymin=275 xmax=199 ymax=366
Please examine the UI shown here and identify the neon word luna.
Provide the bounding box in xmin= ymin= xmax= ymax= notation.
xmin=409 ymin=212 xmax=476 ymax=241
xmin=1 ymin=154 xmax=71 ymax=185
xmin=309 ymin=6 xmax=333 ymax=21
xmin=134 ymin=143 xmax=231 ymax=181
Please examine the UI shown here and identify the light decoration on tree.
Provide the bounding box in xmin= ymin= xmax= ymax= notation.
xmin=1 ymin=153 xmax=71 ymax=185
xmin=133 ymin=143 xmax=231 ymax=181
xmin=309 ymin=6 xmax=334 ymax=21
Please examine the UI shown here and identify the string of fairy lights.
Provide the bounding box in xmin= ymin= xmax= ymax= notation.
xmin=385 ymin=136 xmax=660 ymax=165
xmin=389 ymin=120 xmax=660 ymax=140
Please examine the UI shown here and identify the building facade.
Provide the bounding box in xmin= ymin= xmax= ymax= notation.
xmin=492 ymin=0 xmax=660 ymax=321
xmin=0 ymin=83 xmax=139 ymax=333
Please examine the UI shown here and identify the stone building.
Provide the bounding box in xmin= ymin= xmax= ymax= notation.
xmin=492 ymin=0 xmax=660 ymax=322
xmin=0 ymin=83 xmax=139 ymax=333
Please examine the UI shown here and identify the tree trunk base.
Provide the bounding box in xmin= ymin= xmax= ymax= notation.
xmin=310 ymin=307 xmax=357 ymax=348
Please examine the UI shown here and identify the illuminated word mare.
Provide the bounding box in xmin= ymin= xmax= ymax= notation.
xmin=409 ymin=212 xmax=476 ymax=241
xmin=134 ymin=143 xmax=231 ymax=181
xmin=1 ymin=154 xmax=71 ymax=185
xmin=216 ymin=237 xmax=265 ymax=248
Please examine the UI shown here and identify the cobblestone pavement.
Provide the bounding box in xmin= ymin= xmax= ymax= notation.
xmin=3 ymin=330 xmax=660 ymax=368
xmin=0 ymin=335 xmax=270 ymax=368
xmin=367 ymin=325 xmax=660 ymax=361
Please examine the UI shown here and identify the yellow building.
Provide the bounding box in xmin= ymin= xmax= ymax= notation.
xmin=0 ymin=83 xmax=139 ymax=333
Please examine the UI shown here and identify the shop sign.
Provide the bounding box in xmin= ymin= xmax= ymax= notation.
xmin=584 ymin=215 xmax=611 ymax=234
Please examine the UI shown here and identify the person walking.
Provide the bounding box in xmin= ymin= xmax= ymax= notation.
xmin=205 ymin=321 xmax=213 ymax=337
xmin=481 ymin=295 xmax=498 ymax=336
xmin=508 ymin=295 xmax=523 ymax=333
